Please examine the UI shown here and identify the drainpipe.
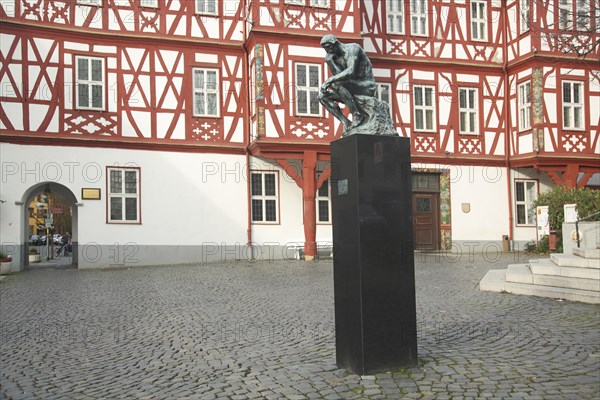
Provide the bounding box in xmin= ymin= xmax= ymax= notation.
xmin=502 ymin=1 xmax=514 ymax=244
xmin=242 ymin=0 xmax=253 ymax=257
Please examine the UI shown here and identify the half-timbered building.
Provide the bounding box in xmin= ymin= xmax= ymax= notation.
xmin=1 ymin=0 xmax=598 ymax=268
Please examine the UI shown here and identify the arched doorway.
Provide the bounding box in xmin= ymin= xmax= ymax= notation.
xmin=20 ymin=182 xmax=78 ymax=270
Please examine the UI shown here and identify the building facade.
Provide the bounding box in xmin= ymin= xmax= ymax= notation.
xmin=0 ymin=0 xmax=598 ymax=268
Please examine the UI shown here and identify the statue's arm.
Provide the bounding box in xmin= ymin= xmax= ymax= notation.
xmin=322 ymin=45 xmax=359 ymax=91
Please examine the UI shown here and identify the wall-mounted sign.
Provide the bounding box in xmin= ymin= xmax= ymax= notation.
xmin=536 ymin=206 xmax=549 ymax=240
xmin=82 ymin=188 xmax=101 ymax=200
xmin=564 ymin=203 xmax=578 ymax=223
xmin=338 ymin=179 xmax=348 ymax=196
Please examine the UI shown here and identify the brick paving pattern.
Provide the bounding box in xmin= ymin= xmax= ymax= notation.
xmin=1 ymin=252 xmax=599 ymax=399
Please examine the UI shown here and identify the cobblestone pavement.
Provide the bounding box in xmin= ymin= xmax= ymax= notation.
xmin=1 ymin=252 xmax=599 ymax=399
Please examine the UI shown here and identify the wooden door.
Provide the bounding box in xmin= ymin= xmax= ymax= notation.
xmin=412 ymin=192 xmax=440 ymax=250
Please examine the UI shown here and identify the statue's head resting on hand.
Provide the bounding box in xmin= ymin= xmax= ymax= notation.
xmin=320 ymin=34 xmax=340 ymax=54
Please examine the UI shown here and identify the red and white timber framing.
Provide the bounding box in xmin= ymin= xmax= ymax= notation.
xmin=245 ymin=0 xmax=361 ymax=259
xmin=0 ymin=24 xmax=248 ymax=152
xmin=0 ymin=0 xmax=245 ymax=42
xmin=361 ymin=0 xmax=504 ymax=64
xmin=508 ymin=65 xmax=599 ymax=188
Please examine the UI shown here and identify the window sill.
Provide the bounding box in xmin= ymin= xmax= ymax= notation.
xmin=414 ymin=130 xmax=437 ymax=134
xmin=284 ymin=3 xmax=330 ymax=9
xmin=295 ymin=114 xmax=324 ymax=118
xmin=76 ymin=108 xmax=106 ymax=112
xmin=193 ymin=114 xmax=221 ymax=119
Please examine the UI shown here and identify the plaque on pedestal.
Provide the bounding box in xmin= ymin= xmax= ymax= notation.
xmin=331 ymin=134 xmax=418 ymax=375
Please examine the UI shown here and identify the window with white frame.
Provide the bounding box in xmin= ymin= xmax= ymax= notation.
xmin=470 ymin=0 xmax=487 ymax=41
xmin=193 ymin=68 xmax=219 ymax=117
xmin=558 ymin=0 xmax=590 ymax=30
xmin=78 ymin=0 xmax=101 ymax=5
xmin=387 ymin=0 xmax=404 ymax=34
xmin=285 ymin=0 xmax=304 ymax=4
xmin=195 ymin=0 xmax=216 ymax=14
xmin=518 ymin=81 xmax=531 ymax=131
xmin=310 ymin=0 xmax=329 ymax=6
xmin=376 ymin=83 xmax=392 ymax=111
xmin=519 ymin=0 xmax=530 ymax=33
xmin=576 ymin=0 xmax=590 ymax=30
xmin=413 ymin=85 xmax=435 ymax=131
xmin=410 ymin=0 xmax=427 ymax=36
xmin=76 ymin=56 xmax=104 ymax=110
xmin=459 ymin=87 xmax=478 ymax=134
xmin=296 ymin=63 xmax=321 ymax=116
xmin=108 ymin=168 xmax=140 ymax=223
xmin=562 ymin=81 xmax=584 ymax=130
xmin=559 ymin=0 xmax=571 ymax=29
xmin=251 ymin=172 xmax=278 ymax=223
xmin=140 ymin=0 xmax=157 ymax=7
xmin=515 ymin=180 xmax=537 ymax=225
xmin=316 ymin=178 xmax=331 ymax=223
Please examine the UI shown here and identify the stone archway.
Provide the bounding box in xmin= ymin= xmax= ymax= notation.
xmin=20 ymin=182 xmax=78 ymax=270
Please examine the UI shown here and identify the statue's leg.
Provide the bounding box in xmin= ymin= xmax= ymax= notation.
xmin=331 ymin=84 xmax=366 ymax=128
xmin=319 ymin=94 xmax=351 ymax=127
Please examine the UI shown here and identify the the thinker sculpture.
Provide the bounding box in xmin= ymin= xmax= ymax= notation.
xmin=319 ymin=34 xmax=397 ymax=136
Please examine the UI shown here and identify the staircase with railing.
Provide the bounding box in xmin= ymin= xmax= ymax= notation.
xmin=480 ymin=211 xmax=600 ymax=304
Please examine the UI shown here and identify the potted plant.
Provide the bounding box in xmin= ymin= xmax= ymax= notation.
xmin=29 ymin=248 xmax=41 ymax=263
xmin=0 ymin=252 xmax=13 ymax=274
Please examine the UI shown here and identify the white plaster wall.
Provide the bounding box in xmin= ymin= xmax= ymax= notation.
xmin=450 ymin=165 xmax=509 ymax=242
xmin=248 ymin=157 xmax=305 ymax=247
xmin=0 ymin=143 xmax=248 ymax=248
xmin=315 ymin=224 xmax=332 ymax=243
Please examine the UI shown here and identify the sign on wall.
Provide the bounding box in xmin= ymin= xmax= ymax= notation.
xmin=564 ymin=203 xmax=578 ymax=223
xmin=536 ymin=206 xmax=549 ymax=240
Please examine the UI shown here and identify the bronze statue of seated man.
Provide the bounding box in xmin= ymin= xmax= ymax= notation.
xmin=318 ymin=34 xmax=377 ymax=133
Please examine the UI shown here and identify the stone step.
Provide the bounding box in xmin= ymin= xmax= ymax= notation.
xmin=527 ymin=258 xmax=600 ymax=280
xmin=573 ymin=248 xmax=600 ymax=259
xmin=551 ymin=253 xmax=600 ymax=269
xmin=506 ymin=264 xmax=600 ymax=291
xmin=480 ymin=269 xmax=600 ymax=304
xmin=505 ymin=264 xmax=534 ymax=284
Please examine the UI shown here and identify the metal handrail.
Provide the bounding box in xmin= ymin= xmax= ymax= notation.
xmin=575 ymin=211 xmax=600 ymax=248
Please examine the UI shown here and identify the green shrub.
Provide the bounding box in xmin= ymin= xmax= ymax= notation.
xmin=524 ymin=235 xmax=559 ymax=254
xmin=533 ymin=186 xmax=600 ymax=230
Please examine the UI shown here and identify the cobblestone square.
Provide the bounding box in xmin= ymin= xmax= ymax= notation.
xmin=1 ymin=253 xmax=599 ymax=399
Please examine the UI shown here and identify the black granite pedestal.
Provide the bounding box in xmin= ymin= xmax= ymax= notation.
xmin=331 ymin=134 xmax=417 ymax=375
